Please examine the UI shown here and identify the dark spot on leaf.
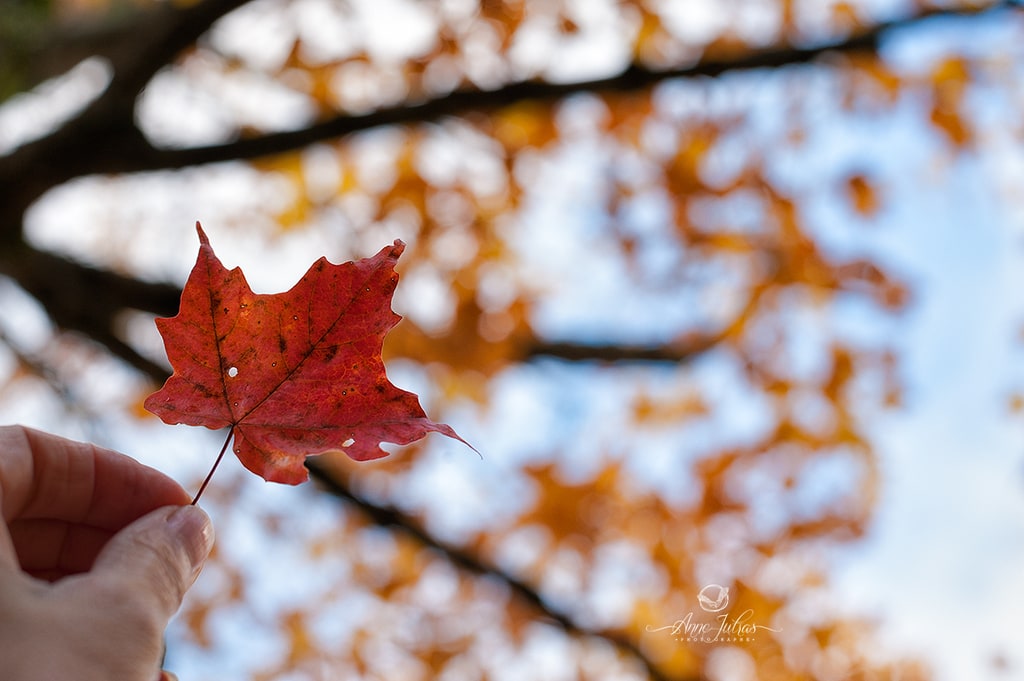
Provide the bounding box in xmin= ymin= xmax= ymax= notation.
xmin=279 ymin=335 xmax=287 ymax=352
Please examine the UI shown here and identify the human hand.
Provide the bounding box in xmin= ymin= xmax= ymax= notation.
xmin=0 ymin=425 xmax=214 ymax=681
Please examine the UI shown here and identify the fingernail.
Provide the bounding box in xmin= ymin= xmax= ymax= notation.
xmin=166 ymin=505 xmax=214 ymax=579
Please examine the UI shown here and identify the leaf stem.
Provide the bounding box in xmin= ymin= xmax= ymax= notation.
xmin=191 ymin=425 xmax=234 ymax=505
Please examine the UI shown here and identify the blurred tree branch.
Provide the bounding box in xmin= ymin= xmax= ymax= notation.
xmin=92 ymin=0 xmax=1022 ymax=172
xmin=0 ymin=0 xmax=250 ymax=101
xmin=0 ymin=0 xmax=1011 ymax=381
xmin=4 ymin=0 xmax=1018 ymax=191
xmin=97 ymin=350 xmax=685 ymax=678
xmin=306 ymin=459 xmax=686 ymax=681
xmin=2 ymin=0 xmax=1018 ymax=216
xmin=0 ymin=247 xmax=181 ymax=378
xmin=0 ymin=0 xmax=251 ymax=241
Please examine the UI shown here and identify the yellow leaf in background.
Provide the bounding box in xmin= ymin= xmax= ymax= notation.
xmin=249 ymin=151 xmax=305 ymax=180
xmin=517 ymin=462 xmax=626 ymax=548
xmin=632 ymin=391 xmax=708 ymax=426
xmin=702 ymin=32 xmax=750 ymax=61
xmin=930 ymin=103 xmax=971 ymax=146
xmin=249 ymin=152 xmax=309 ymax=230
xmin=633 ymin=7 xmax=666 ymax=62
xmin=929 ymin=56 xmax=972 ymax=146
xmin=558 ymin=13 xmax=579 ymax=35
xmin=493 ymin=102 xmax=557 ymax=151
xmin=831 ymin=1 xmax=862 ymax=32
xmin=845 ymin=173 xmax=880 ymax=217
xmin=931 ymin=56 xmax=971 ymax=100
xmin=633 ymin=603 xmax=702 ymax=679
xmin=282 ymin=611 xmax=316 ymax=666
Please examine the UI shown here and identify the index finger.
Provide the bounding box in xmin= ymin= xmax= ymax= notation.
xmin=0 ymin=425 xmax=190 ymax=530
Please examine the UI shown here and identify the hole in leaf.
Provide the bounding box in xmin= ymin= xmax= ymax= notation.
xmin=342 ymin=438 xmax=355 ymax=447
xmin=228 ymin=366 xmax=239 ymax=377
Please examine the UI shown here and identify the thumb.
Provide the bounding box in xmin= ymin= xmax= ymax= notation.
xmin=89 ymin=505 xmax=214 ymax=622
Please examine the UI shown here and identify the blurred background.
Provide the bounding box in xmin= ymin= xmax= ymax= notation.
xmin=2 ymin=0 xmax=1024 ymax=679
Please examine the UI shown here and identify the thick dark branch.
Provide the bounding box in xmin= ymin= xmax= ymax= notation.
xmin=524 ymin=338 xmax=721 ymax=364
xmin=107 ymin=0 xmax=1021 ymax=173
xmin=4 ymin=0 xmax=250 ymax=103
xmin=101 ymin=0 xmax=252 ymax=99
xmin=306 ymin=460 xmax=684 ymax=681
xmin=0 ymin=0 xmax=252 ymax=219
xmin=0 ymin=243 xmax=729 ymax=398
xmin=2 ymin=0 xmax=1015 ymax=225
xmin=0 ymin=246 xmax=181 ymax=318
xmin=0 ymin=246 xmax=181 ymax=379
xmin=92 ymin=41 xmax=883 ymax=171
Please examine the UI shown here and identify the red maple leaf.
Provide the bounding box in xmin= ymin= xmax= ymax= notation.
xmin=145 ymin=223 xmax=470 ymax=491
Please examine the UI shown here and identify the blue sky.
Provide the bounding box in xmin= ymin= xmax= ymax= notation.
xmin=829 ymin=128 xmax=1024 ymax=678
